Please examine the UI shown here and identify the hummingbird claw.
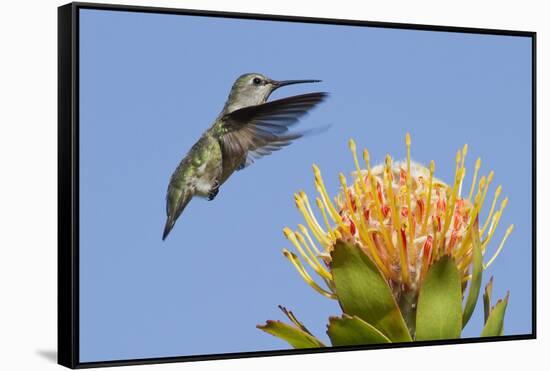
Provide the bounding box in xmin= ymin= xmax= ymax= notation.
xmin=208 ymin=181 xmax=220 ymax=201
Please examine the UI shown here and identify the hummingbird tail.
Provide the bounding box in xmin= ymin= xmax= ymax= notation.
xmin=162 ymin=217 xmax=176 ymax=241
xmin=162 ymin=190 xmax=193 ymax=241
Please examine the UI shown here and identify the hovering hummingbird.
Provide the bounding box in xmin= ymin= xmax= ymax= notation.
xmin=162 ymin=73 xmax=328 ymax=240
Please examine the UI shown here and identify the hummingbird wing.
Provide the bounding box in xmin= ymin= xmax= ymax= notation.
xmin=220 ymin=92 xmax=328 ymax=170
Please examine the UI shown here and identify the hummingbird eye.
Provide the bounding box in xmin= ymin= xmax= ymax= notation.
xmin=252 ymin=77 xmax=262 ymax=85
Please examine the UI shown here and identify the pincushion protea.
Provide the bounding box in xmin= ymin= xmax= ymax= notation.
xmin=258 ymin=134 xmax=512 ymax=346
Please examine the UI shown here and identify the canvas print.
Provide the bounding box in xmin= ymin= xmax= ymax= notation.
xmin=67 ymin=4 xmax=534 ymax=366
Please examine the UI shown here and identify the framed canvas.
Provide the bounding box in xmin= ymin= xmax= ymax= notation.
xmin=58 ymin=2 xmax=537 ymax=368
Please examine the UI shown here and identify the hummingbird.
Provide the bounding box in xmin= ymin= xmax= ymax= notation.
xmin=162 ymin=73 xmax=328 ymax=240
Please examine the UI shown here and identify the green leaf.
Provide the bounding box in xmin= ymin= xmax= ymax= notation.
xmin=462 ymin=222 xmax=483 ymax=328
xmin=416 ymin=256 xmax=462 ymax=340
xmin=481 ymin=292 xmax=510 ymax=337
xmin=483 ymin=277 xmax=494 ymax=324
xmin=327 ymin=315 xmax=391 ymax=346
xmin=330 ymin=240 xmax=411 ymax=342
xmin=257 ymin=320 xmax=325 ymax=348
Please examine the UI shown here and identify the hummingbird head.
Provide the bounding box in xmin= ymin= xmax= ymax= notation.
xmin=222 ymin=73 xmax=321 ymax=114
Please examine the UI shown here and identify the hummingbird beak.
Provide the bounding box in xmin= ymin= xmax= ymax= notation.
xmin=270 ymin=79 xmax=322 ymax=91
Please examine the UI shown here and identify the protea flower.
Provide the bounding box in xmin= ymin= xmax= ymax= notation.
xmin=258 ymin=134 xmax=512 ymax=346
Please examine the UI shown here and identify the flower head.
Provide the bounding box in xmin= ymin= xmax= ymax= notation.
xmin=283 ymin=134 xmax=513 ymax=302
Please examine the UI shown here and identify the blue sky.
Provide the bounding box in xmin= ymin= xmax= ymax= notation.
xmin=79 ymin=8 xmax=532 ymax=362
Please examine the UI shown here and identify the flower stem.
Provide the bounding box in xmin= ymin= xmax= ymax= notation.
xmin=398 ymin=287 xmax=418 ymax=338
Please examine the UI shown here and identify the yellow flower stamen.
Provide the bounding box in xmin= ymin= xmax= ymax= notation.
xmin=284 ymin=227 xmax=321 ymax=274
xmin=349 ymin=139 xmax=369 ymax=196
xmin=468 ymin=157 xmax=481 ymax=201
xmin=350 ymin=183 xmax=390 ymax=277
xmin=339 ymin=172 xmax=367 ymax=244
xmin=295 ymin=230 xmax=332 ymax=280
xmin=313 ymin=165 xmax=342 ymax=224
xmin=481 ymin=185 xmax=502 ymax=236
xmin=441 ymin=150 xmax=463 ymax=251
xmin=457 ymin=144 xmax=468 ymax=197
xmin=282 ymin=249 xmax=336 ymax=299
xmin=364 ymin=149 xmax=396 ymax=256
xmin=431 ymin=219 xmax=439 ymax=262
xmin=339 ymin=173 xmax=352 ymax=208
xmin=479 ymin=172 xmax=495 ymax=219
xmin=339 ymin=173 xmax=388 ymax=275
xmin=454 ymin=175 xmax=492 ymax=264
xmin=405 ymin=133 xmax=415 ymax=252
xmin=484 ymin=224 xmax=514 ymax=269
xmin=384 ymin=155 xmax=410 ymax=285
xmin=456 ymin=175 xmax=487 ymax=257
xmin=457 ymin=195 xmax=503 ymax=273
xmin=315 ymin=198 xmax=335 ymax=241
xmin=421 ymin=160 xmax=435 ymax=234
xmin=294 ymin=193 xmax=330 ymax=248
xmin=298 ymin=224 xmax=322 ymax=256
xmin=482 ymin=197 xmax=508 ymax=251
xmin=353 ymin=182 xmax=363 ymax=206
xmin=301 ymin=191 xmax=327 ymax=236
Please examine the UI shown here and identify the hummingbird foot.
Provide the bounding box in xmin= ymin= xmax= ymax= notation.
xmin=207 ymin=181 xmax=220 ymax=201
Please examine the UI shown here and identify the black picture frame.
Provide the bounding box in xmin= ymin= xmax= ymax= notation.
xmin=58 ymin=2 xmax=537 ymax=369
